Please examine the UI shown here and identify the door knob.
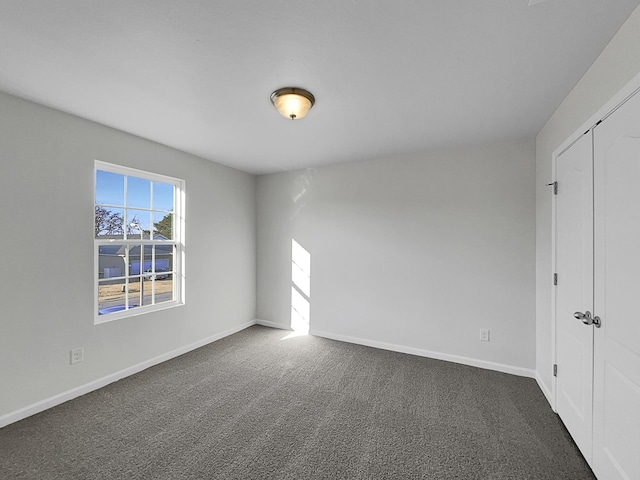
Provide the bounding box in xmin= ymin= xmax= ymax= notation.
xmin=573 ymin=311 xmax=602 ymax=328
xmin=573 ymin=311 xmax=589 ymax=320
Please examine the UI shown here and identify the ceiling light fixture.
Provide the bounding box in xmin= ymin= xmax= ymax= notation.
xmin=270 ymin=87 xmax=315 ymax=120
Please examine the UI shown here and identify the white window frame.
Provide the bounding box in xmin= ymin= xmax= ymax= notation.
xmin=94 ymin=160 xmax=185 ymax=324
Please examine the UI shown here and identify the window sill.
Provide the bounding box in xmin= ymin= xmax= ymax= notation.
xmin=94 ymin=300 xmax=184 ymax=325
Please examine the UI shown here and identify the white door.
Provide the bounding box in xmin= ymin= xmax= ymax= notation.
xmin=592 ymin=90 xmax=640 ymax=480
xmin=555 ymin=131 xmax=595 ymax=462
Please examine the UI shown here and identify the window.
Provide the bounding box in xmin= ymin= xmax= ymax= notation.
xmin=94 ymin=161 xmax=184 ymax=322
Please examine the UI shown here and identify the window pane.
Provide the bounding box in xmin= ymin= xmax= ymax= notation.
xmin=128 ymin=245 xmax=142 ymax=275
xmin=154 ymin=244 xmax=173 ymax=277
xmin=142 ymin=244 xmax=153 ymax=277
xmin=126 ymin=242 xmax=168 ymax=272
xmin=154 ymin=277 xmax=174 ymax=305
xmin=95 ymin=207 xmax=124 ymax=239
xmin=128 ymin=277 xmax=146 ymax=308
xmin=127 ymin=176 xmax=151 ymax=209
xmin=98 ymin=279 xmax=127 ymax=315
xmin=141 ymin=285 xmax=153 ymax=306
xmin=96 ymin=170 xmax=124 ymax=207
xmin=95 ymin=162 xmax=182 ymax=321
xmin=131 ymin=273 xmax=152 ymax=307
xmin=153 ymin=181 xmax=174 ymax=211
xmin=153 ymin=212 xmax=173 ymax=240
xmin=126 ymin=210 xmax=151 ymax=239
xmin=97 ymin=244 xmax=126 ymax=279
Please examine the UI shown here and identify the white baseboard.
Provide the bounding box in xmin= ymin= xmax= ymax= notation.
xmin=310 ymin=328 xmax=536 ymax=379
xmin=2 ymin=321 xmax=542 ymax=429
xmin=255 ymin=318 xmax=292 ymax=330
xmin=0 ymin=320 xmax=257 ymax=429
xmin=535 ymin=371 xmax=555 ymax=411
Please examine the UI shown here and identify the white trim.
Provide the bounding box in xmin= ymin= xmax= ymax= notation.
xmin=94 ymin=299 xmax=184 ymax=325
xmin=550 ymin=148 xmax=558 ymax=412
xmin=94 ymin=160 xmax=186 ymax=323
xmin=310 ymin=329 xmax=536 ymax=379
xmin=549 ymin=70 xmax=640 ymax=416
xmin=0 ymin=320 xmax=256 ymax=429
xmin=255 ymin=318 xmax=292 ymax=330
xmin=95 ymin=160 xmax=183 ymax=185
xmin=536 ymin=371 xmax=554 ymax=410
xmin=552 ymin=71 xmax=640 ymax=159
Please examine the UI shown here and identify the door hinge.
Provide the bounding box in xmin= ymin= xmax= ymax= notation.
xmin=553 ymin=273 xmax=558 ymax=286
xmin=553 ymin=364 xmax=558 ymax=377
xmin=547 ymin=181 xmax=558 ymax=194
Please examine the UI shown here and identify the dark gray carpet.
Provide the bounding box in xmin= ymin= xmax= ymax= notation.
xmin=1 ymin=325 xmax=594 ymax=479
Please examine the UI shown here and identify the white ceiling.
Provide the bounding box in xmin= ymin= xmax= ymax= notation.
xmin=1 ymin=1 xmax=638 ymax=174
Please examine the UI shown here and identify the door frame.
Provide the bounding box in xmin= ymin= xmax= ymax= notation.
xmin=550 ymin=70 xmax=640 ymax=413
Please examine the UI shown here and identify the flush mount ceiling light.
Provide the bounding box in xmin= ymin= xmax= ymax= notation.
xmin=270 ymin=87 xmax=315 ymax=120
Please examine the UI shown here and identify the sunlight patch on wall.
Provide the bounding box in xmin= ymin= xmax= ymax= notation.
xmin=290 ymin=239 xmax=311 ymax=334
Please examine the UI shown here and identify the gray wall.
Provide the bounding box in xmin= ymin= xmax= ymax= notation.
xmin=0 ymin=92 xmax=256 ymax=418
xmin=257 ymin=139 xmax=536 ymax=373
xmin=535 ymin=5 xmax=640 ymax=400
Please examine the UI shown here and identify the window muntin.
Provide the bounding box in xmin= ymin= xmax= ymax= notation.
xmin=95 ymin=161 xmax=183 ymax=322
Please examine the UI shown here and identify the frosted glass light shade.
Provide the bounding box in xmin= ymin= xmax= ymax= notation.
xmin=270 ymin=87 xmax=315 ymax=120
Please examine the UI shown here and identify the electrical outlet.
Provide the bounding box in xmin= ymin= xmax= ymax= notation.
xmin=70 ymin=348 xmax=84 ymax=364
xmin=480 ymin=329 xmax=490 ymax=342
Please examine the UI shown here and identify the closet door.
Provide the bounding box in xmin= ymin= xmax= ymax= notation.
xmin=555 ymin=131 xmax=594 ymax=462
xmin=593 ymin=90 xmax=640 ymax=480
